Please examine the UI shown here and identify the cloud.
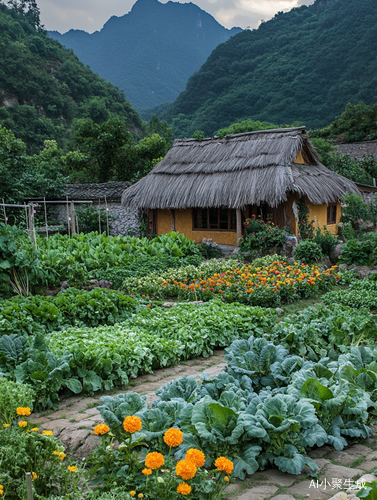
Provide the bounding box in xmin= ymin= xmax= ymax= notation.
xmin=37 ymin=0 xmax=316 ymax=33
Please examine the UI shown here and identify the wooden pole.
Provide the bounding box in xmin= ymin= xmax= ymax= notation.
xmin=171 ymin=209 xmax=176 ymax=231
xmin=70 ymin=201 xmax=76 ymax=234
xmin=66 ymin=196 xmax=70 ymax=238
xmin=105 ymin=196 xmax=109 ymax=236
xmin=24 ymin=202 xmax=29 ymax=234
xmin=76 ymin=214 xmax=80 ymax=235
xmin=43 ymin=197 xmax=49 ymax=239
xmin=25 ymin=472 xmax=33 ymax=500
xmin=2 ymin=198 xmax=7 ymax=224
xmin=28 ymin=205 xmax=36 ymax=245
xmin=236 ymin=208 xmax=242 ymax=243
xmin=98 ymin=199 xmax=101 ymax=234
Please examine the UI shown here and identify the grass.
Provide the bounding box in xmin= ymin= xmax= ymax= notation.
xmin=349 ymin=456 xmax=366 ymax=468
xmin=280 ymin=295 xmax=325 ymax=316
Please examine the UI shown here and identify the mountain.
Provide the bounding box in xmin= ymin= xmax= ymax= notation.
xmin=49 ymin=0 xmax=242 ymax=110
xmin=0 ymin=2 xmax=142 ymax=153
xmin=162 ymin=0 xmax=377 ymax=137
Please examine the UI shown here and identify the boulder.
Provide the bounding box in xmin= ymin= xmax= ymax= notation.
xmin=162 ymin=302 xmax=177 ymax=308
xmin=282 ymin=236 xmax=298 ymax=258
xmin=339 ymin=264 xmax=348 ymax=270
xmin=357 ymin=266 xmax=372 ymax=280
xmin=319 ymin=257 xmax=332 ymax=268
xmin=330 ymin=242 xmax=343 ymax=264
xmin=98 ymin=280 xmax=113 ymax=289
xmin=60 ymin=281 xmax=70 ymax=289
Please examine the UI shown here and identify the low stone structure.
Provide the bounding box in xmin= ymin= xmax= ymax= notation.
xmin=53 ymin=182 xmax=140 ymax=236
xmin=336 ymin=141 xmax=377 ymax=161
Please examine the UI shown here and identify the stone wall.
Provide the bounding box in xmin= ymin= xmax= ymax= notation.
xmin=53 ymin=202 xmax=140 ymax=236
xmin=336 ymin=141 xmax=377 ymax=160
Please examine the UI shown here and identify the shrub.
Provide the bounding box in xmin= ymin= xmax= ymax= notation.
xmin=293 ymin=240 xmax=323 ymax=263
xmin=339 ymin=239 xmax=375 ymax=266
xmin=313 ymin=227 xmax=338 ymax=256
xmin=341 ymin=192 xmax=377 ymax=227
xmin=0 ymin=379 xmax=35 ymax=425
xmin=76 ymin=205 xmax=116 ymax=234
xmin=240 ymin=216 xmax=287 ymax=255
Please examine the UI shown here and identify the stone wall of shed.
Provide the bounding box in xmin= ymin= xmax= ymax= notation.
xmin=336 ymin=141 xmax=377 ymax=160
xmin=53 ymin=202 xmax=140 ymax=236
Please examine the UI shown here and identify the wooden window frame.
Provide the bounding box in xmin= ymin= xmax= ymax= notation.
xmin=192 ymin=208 xmax=237 ymax=232
xmin=327 ymin=203 xmax=337 ymax=225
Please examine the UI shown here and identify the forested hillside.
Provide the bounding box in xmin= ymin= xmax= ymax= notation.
xmin=49 ymin=0 xmax=241 ymax=110
xmin=0 ymin=1 xmax=142 ymax=153
xmin=163 ymin=0 xmax=377 ymax=137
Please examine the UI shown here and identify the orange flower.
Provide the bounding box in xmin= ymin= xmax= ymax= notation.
xmin=16 ymin=407 xmax=31 ymax=416
xmin=123 ymin=416 xmax=142 ymax=434
xmin=176 ymin=460 xmax=197 ymax=480
xmin=142 ymin=468 xmax=152 ymax=475
xmin=94 ymin=424 xmax=110 ymax=435
xmin=130 ymin=492 xmax=136 ymax=497
xmin=145 ymin=452 xmax=164 ymax=470
xmin=164 ymin=428 xmax=183 ymax=448
xmin=215 ymin=457 xmax=234 ymax=475
xmin=185 ymin=448 xmax=205 ymax=468
xmin=224 ymin=476 xmax=230 ymax=482
xmin=177 ymin=482 xmax=192 ymax=495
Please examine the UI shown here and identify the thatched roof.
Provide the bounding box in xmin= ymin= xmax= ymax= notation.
xmin=122 ymin=127 xmax=360 ymax=209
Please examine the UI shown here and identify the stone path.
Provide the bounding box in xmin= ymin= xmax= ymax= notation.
xmin=31 ymin=350 xmax=377 ymax=500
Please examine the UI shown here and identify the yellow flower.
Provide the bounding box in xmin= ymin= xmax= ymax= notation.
xmin=176 ymin=460 xmax=197 ymax=480
xmin=142 ymin=468 xmax=152 ymax=475
xmin=163 ymin=428 xmax=183 ymax=448
xmin=67 ymin=466 xmax=78 ymax=473
xmin=94 ymin=424 xmax=110 ymax=435
xmin=3 ymin=424 xmax=9 ymax=428
xmin=18 ymin=421 xmax=27 ymax=428
xmin=31 ymin=472 xmax=37 ymax=481
xmin=16 ymin=407 xmax=31 ymax=416
xmin=185 ymin=448 xmax=205 ymax=468
xmin=0 ymin=485 xmax=3 ymax=495
xmin=145 ymin=452 xmax=164 ymax=470
xmin=42 ymin=430 xmax=53 ymax=436
xmin=138 ymin=495 xmax=144 ymax=499
xmin=53 ymin=451 xmax=66 ymax=461
xmin=123 ymin=416 xmax=142 ymax=434
xmin=224 ymin=476 xmax=230 ymax=482
xmin=215 ymin=457 xmax=234 ymax=475
xmin=176 ymin=482 xmax=192 ymax=495
xmin=130 ymin=492 xmax=136 ymax=497
xmin=31 ymin=427 xmax=39 ymax=432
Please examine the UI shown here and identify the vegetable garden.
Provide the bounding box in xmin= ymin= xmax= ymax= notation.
xmin=2 ymin=225 xmax=377 ymax=499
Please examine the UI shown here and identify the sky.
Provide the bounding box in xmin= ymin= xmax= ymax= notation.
xmin=38 ymin=0 xmax=315 ymax=33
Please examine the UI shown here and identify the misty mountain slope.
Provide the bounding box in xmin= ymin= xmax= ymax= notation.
xmin=50 ymin=0 xmax=241 ymax=109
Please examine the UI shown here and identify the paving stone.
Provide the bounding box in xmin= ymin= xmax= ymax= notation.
xmin=358 ymin=461 xmax=377 ymax=472
xmin=326 ymin=444 xmax=371 ymax=466
xmin=308 ymin=446 xmax=334 ymax=459
xmin=85 ymin=407 xmax=100 ymax=416
xmin=73 ymin=434 xmax=100 ymax=459
xmin=58 ymin=428 xmax=93 ymax=452
xmin=366 ymin=450 xmax=377 ymax=460
xmin=252 ymin=469 xmax=297 ymax=487
xmin=322 ymin=463 xmax=364 ymax=482
xmin=236 ymin=485 xmax=278 ymax=500
xmin=38 ymin=419 xmax=70 ymax=436
xmin=270 ymin=496 xmax=295 ymax=500
xmin=287 ymin=480 xmax=331 ymax=499
xmin=327 ymin=493 xmax=352 ymax=500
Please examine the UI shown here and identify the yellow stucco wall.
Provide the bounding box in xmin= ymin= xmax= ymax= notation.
xmin=306 ymin=199 xmax=341 ymax=235
xmin=156 ymin=209 xmax=238 ymax=245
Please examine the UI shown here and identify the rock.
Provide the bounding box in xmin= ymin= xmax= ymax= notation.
xmin=58 ymin=428 xmax=92 ymax=453
xmin=232 ymin=246 xmax=240 ymax=254
xmin=271 ymin=496 xmax=296 ymax=500
xmin=330 ymin=242 xmax=344 ymax=264
xmin=283 ymin=236 xmax=298 ymax=258
xmin=288 ymin=480 xmax=329 ymax=499
xmin=44 ymin=287 xmax=61 ymax=296
xmin=162 ymin=302 xmax=177 ymax=308
xmin=236 ymin=484 xmax=278 ymax=500
xmin=319 ymin=257 xmax=332 ymax=268
xmin=98 ymin=279 xmax=113 ymax=289
xmin=339 ymin=264 xmax=348 ymax=270
xmin=287 ymin=257 xmax=295 ymax=264
xmin=73 ymin=434 xmax=100 ymax=459
xmin=60 ymin=281 xmax=69 ymax=289
xmin=357 ymin=266 xmax=371 ymax=280
xmin=189 ymin=301 xmax=204 ymax=305
xmin=276 ymin=307 xmax=284 ymax=315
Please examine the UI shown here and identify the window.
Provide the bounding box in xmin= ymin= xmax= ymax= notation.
xmin=327 ymin=204 xmax=337 ymax=225
xmin=193 ymin=208 xmax=236 ymax=231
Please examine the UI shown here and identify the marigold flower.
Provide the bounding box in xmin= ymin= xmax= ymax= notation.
xmin=16 ymin=407 xmax=31 ymax=416
xmin=177 ymin=482 xmax=192 ymax=495
xmin=224 ymin=476 xmax=230 ymax=482
xmin=176 ymin=460 xmax=197 ymax=480
xmin=215 ymin=457 xmax=234 ymax=475
xmin=185 ymin=448 xmax=205 ymax=468
xmin=31 ymin=472 xmax=37 ymax=481
xmin=130 ymin=492 xmax=136 ymax=497
xmin=53 ymin=450 xmax=66 ymax=461
xmin=3 ymin=424 xmax=9 ymax=428
xmin=67 ymin=466 xmax=78 ymax=473
xmin=123 ymin=416 xmax=142 ymax=434
xmin=145 ymin=452 xmax=164 ymax=470
xmin=138 ymin=495 xmax=144 ymax=499
xmin=163 ymin=428 xmax=183 ymax=448
xmin=0 ymin=485 xmax=3 ymax=495
xmin=42 ymin=430 xmax=53 ymax=436
xmin=142 ymin=468 xmax=152 ymax=475
xmin=94 ymin=424 xmax=110 ymax=435
xmin=31 ymin=427 xmax=39 ymax=432
xmin=18 ymin=421 xmax=27 ymax=428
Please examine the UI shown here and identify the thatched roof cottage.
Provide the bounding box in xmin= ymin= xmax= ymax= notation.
xmin=122 ymin=127 xmax=360 ymax=244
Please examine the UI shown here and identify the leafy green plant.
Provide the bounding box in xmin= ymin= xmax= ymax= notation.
xmin=313 ymin=227 xmax=338 ymax=257
xmin=0 ymin=379 xmax=35 ymax=425
xmin=339 ymin=239 xmax=375 ymax=266
xmin=293 ymin=240 xmax=323 ymax=263
xmin=240 ymin=216 xmax=287 ymax=255
xmin=76 ymin=205 xmax=116 ymax=235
